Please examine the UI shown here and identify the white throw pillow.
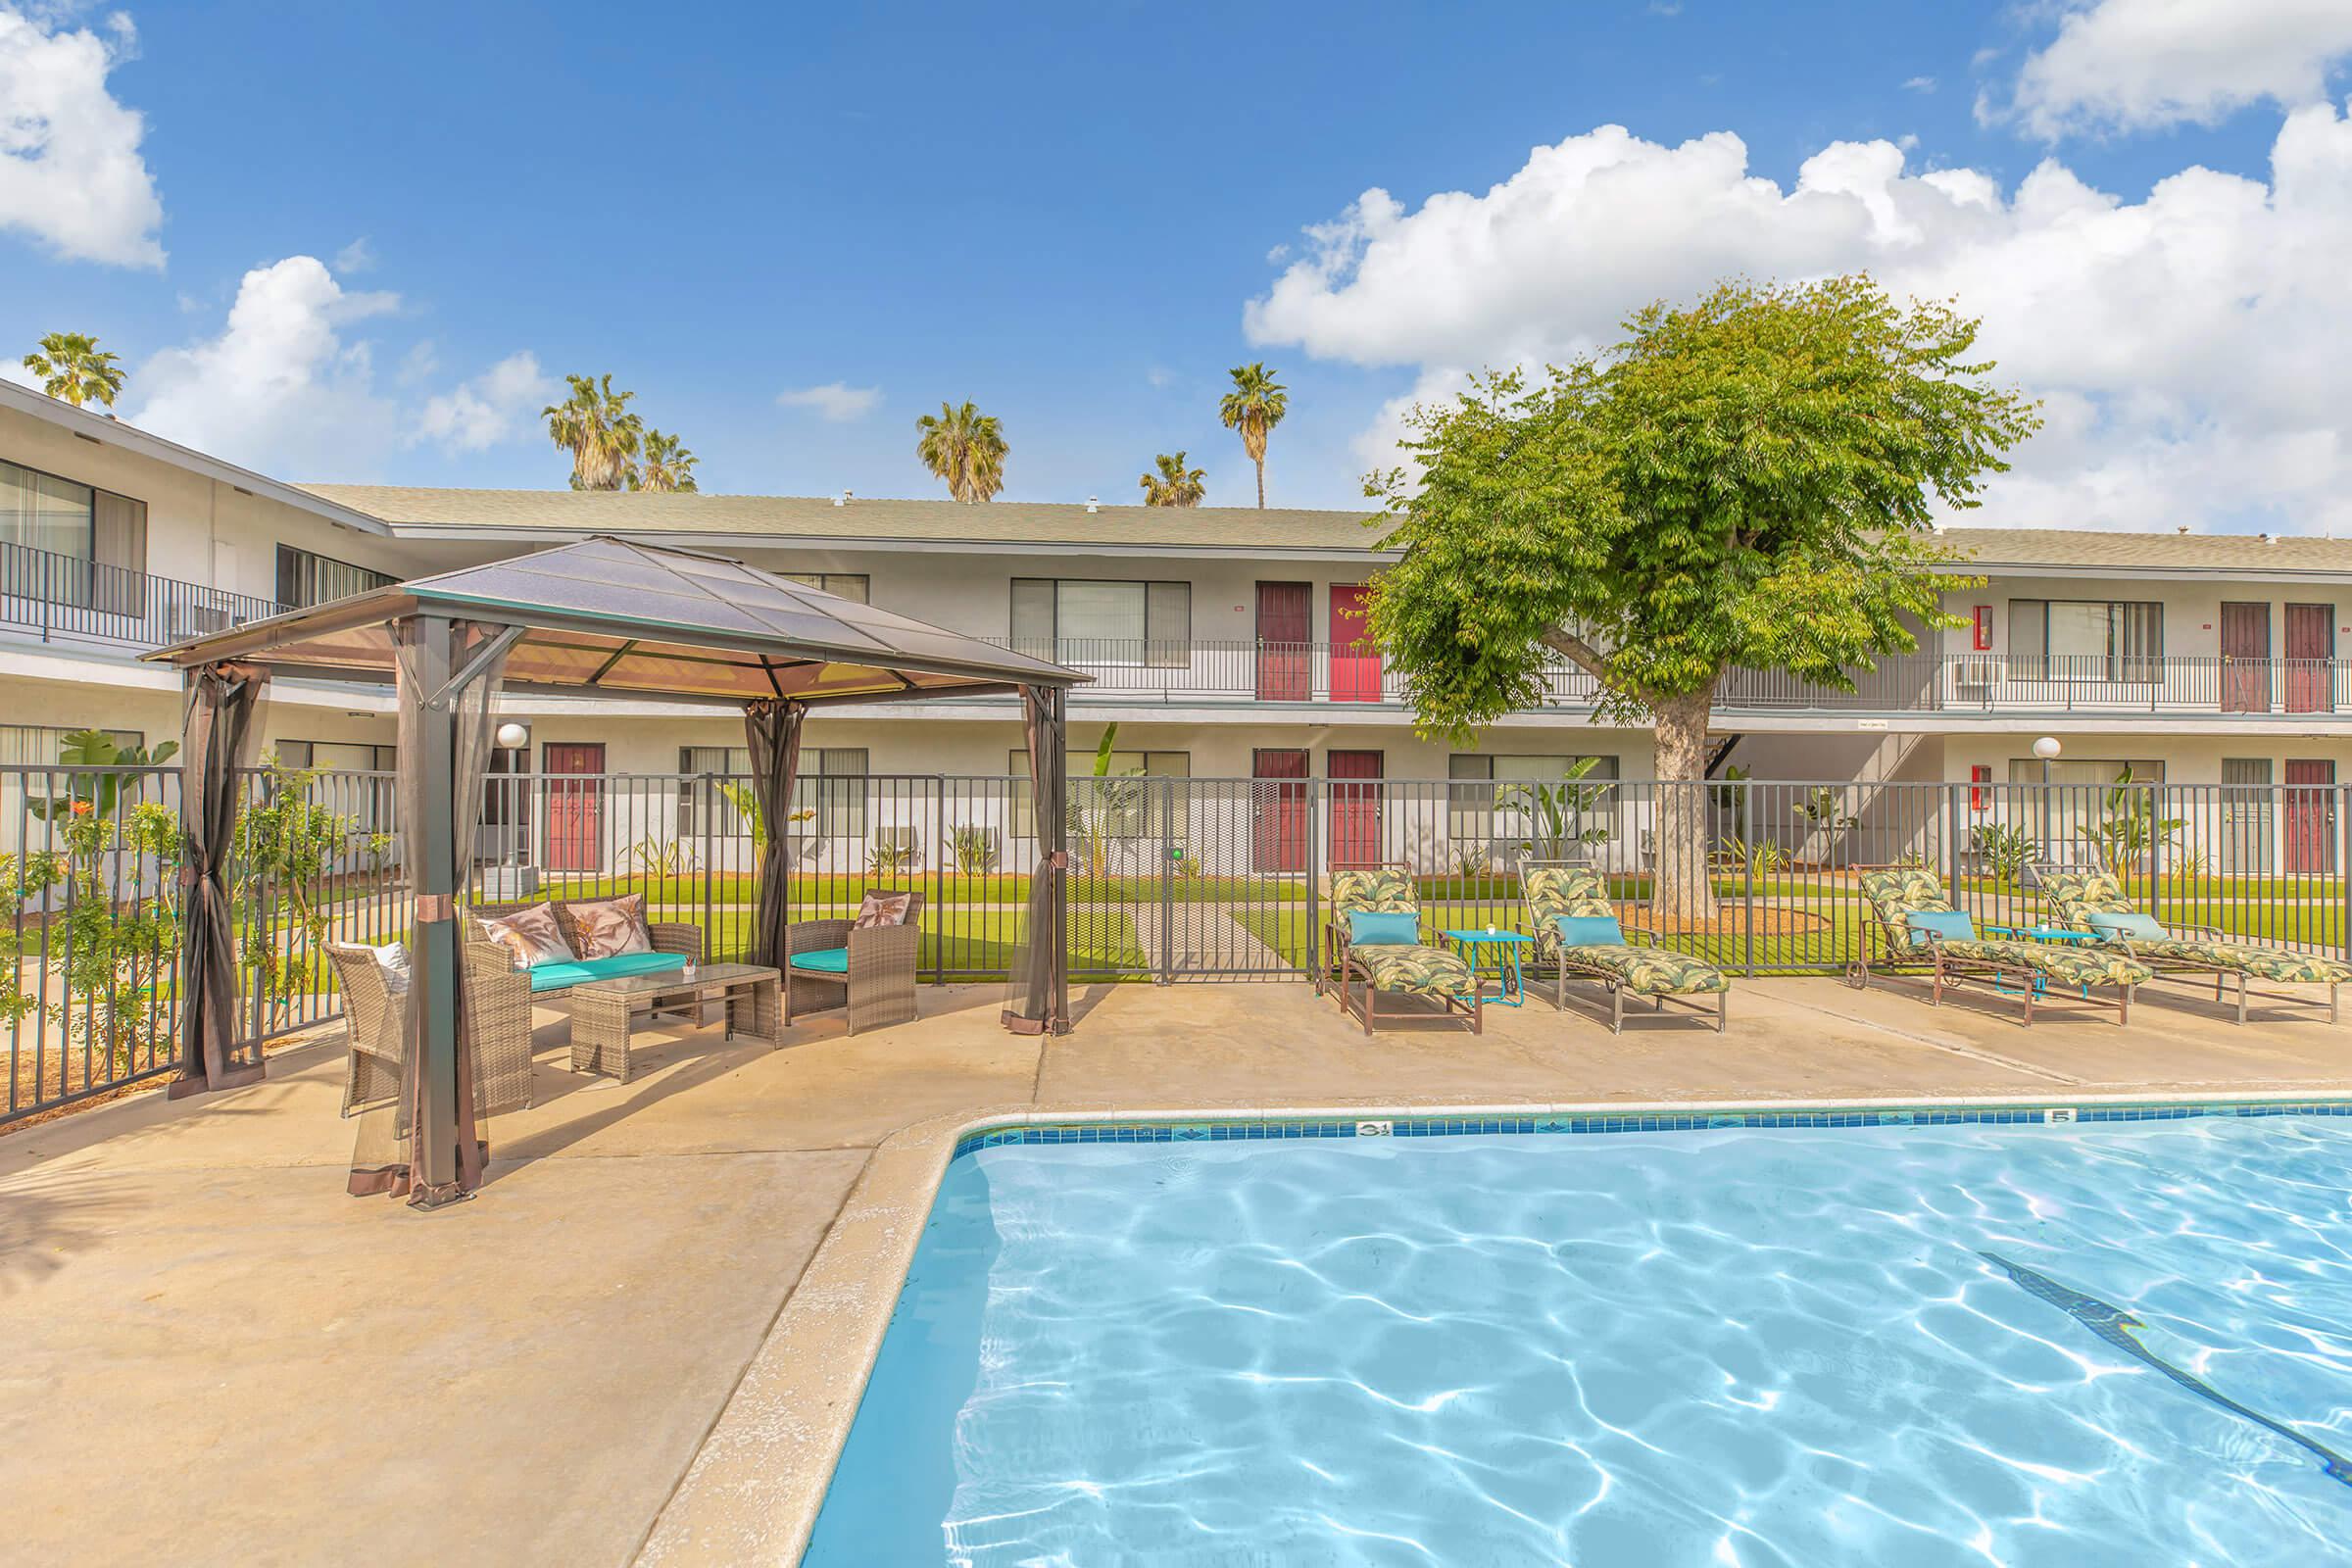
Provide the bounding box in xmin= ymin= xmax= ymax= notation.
xmin=371 ymin=940 xmax=412 ymax=995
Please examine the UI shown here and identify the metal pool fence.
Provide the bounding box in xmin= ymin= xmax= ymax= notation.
xmin=8 ymin=764 xmax=2350 ymax=1124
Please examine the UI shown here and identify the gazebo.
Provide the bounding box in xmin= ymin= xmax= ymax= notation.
xmin=146 ymin=536 xmax=1086 ymax=1207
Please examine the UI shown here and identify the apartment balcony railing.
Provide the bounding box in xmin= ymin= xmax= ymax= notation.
xmin=0 ymin=539 xmax=286 ymax=652
xmin=993 ymin=639 xmax=2352 ymax=719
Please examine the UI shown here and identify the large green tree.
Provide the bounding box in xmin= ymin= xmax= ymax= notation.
xmin=915 ymin=400 xmax=1008 ymax=503
xmin=1218 ymin=363 xmax=1287 ymax=508
xmin=1367 ymin=276 xmax=2036 ymax=919
xmin=543 ymin=373 xmax=643 ymax=490
xmin=22 ymin=332 xmax=125 ymax=410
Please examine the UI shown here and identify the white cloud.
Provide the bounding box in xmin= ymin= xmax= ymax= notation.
xmin=412 ymin=350 xmax=552 ymax=453
xmin=1247 ymin=106 xmax=2352 ymax=535
xmin=776 ymin=380 xmax=881 ymax=421
xmin=0 ymin=3 xmax=164 ymax=267
xmin=334 ymin=235 xmax=376 ymax=273
xmin=128 ymin=254 xmax=547 ymax=475
xmin=1903 ymin=75 xmax=1936 ymax=94
xmin=2003 ymin=0 xmax=2352 ymax=138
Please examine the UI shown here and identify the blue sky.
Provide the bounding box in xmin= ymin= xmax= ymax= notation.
xmin=2 ymin=1 xmax=2348 ymax=525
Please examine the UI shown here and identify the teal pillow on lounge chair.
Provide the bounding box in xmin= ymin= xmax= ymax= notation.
xmin=1553 ymin=914 xmax=1625 ymax=948
xmin=2085 ymin=910 xmax=2166 ymax=941
xmin=1905 ymin=910 xmax=1976 ymax=946
xmin=1348 ymin=911 xmax=1420 ymax=946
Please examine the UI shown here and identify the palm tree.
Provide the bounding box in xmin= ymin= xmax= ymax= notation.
xmin=22 ymin=332 xmax=125 ymax=410
xmin=1138 ymin=451 xmax=1205 ymax=507
xmin=635 ymin=429 xmax=699 ymax=493
xmin=542 ymin=373 xmax=643 ymax=491
xmin=914 ymin=400 xmax=1008 ymax=503
xmin=1218 ymin=363 xmax=1288 ymax=508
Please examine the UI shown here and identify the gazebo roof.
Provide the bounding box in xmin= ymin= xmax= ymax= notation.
xmin=143 ymin=535 xmax=1087 ymax=705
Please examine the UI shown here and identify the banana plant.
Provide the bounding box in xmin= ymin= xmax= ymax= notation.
xmin=28 ymin=729 xmax=178 ymax=821
xmin=1502 ymin=757 xmax=1614 ymax=861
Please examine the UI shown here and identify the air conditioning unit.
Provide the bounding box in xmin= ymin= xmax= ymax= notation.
xmin=1952 ymin=658 xmax=1998 ymax=689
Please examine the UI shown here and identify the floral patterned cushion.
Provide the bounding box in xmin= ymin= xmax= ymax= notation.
xmin=1352 ymin=943 xmax=1474 ymax=998
xmin=566 ymin=894 xmax=653 ymax=958
xmin=854 ymin=891 xmax=913 ymax=929
xmin=1329 ymin=865 xmax=1419 ymax=919
xmin=1931 ymin=936 xmax=2152 ymax=988
xmin=475 ymin=904 xmax=574 ymax=969
xmin=2130 ymin=938 xmax=2352 ymax=984
xmin=1524 ymin=865 xmax=1614 ymax=961
xmin=1556 ymin=942 xmax=1731 ymax=996
xmin=2037 ymin=869 xmax=2137 ymax=928
xmin=1858 ymin=866 xmax=1954 ymax=928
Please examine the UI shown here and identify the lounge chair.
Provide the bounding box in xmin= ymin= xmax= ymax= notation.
xmin=1316 ymin=863 xmax=1482 ymax=1035
xmin=1851 ymin=866 xmax=2149 ymax=1026
xmin=2037 ymin=867 xmax=2346 ymax=1024
xmin=784 ymin=888 xmax=923 ymax=1034
xmin=1521 ymin=859 xmax=1729 ymax=1033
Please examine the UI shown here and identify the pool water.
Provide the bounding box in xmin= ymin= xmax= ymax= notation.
xmin=807 ymin=1117 xmax=2352 ymax=1565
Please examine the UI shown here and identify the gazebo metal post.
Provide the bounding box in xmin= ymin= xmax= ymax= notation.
xmin=407 ymin=614 xmax=466 ymax=1203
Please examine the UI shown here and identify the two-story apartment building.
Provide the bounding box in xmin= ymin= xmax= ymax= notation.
xmin=8 ymin=375 xmax=2352 ymax=871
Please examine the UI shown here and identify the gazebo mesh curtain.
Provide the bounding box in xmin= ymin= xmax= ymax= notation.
xmin=171 ymin=661 xmax=271 ymax=1098
xmin=744 ymin=698 xmax=805 ymax=970
xmin=1002 ymin=684 xmax=1069 ymax=1035
xmin=348 ymin=617 xmax=514 ymax=1200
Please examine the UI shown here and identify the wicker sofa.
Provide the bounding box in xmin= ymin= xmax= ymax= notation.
xmin=465 ymin=898 xmax=705 ymax=996
xmin=784 ymin=889 xmax=923 ymax=1034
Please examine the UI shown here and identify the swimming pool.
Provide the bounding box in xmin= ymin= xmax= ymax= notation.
xmin=807 ymin=1111 xmax=2352 ymax=1564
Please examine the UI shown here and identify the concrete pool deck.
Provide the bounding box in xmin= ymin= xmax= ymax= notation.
xmin=4 ymin=974 xmax=2349 ymax=1566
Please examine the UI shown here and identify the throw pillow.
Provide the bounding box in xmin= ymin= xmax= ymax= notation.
xmin=1905 ymin=909 xmax=1976 ymax=946
xmin=370 ymin=940 xmax=412 ymax=995
xmin=1348 ymin=910 xmax=1420 ymax=946
xmin=2085 ymin=910 xmax=2167 ymax=942
xmin=855 ymin=892 xmax=913 ymax=929
xmin=568 ymin=894 xmax=653 ymax=958
xmin=477 ymin=905 xmax=574 ymax=969
xmin=1552 ymin=914 xmax=1625 ymax=948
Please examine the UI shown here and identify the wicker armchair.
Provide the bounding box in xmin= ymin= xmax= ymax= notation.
xmin=783 ymin=889 xmax=923 ymax=1034
xmin=325 ymin=941 xmax=535 ymax=1119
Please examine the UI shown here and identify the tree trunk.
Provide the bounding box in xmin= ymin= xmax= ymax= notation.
xmin=1648 ymin=687 xmax=1719 ymax=926
xmin=1254 ymin=457 xmax=1266 ymax=509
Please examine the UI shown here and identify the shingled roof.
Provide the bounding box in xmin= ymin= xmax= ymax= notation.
xmin=295 ymin=485 xmax=2352 ymax=577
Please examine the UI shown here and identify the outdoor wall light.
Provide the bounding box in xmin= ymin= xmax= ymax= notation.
xmin=2032 ymin=736 xmax=2062 ymax=760
xmin=495 ymin=722 xmax=528 ymax=751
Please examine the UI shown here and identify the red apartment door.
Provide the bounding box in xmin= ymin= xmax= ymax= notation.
xmin=1329 ymin=584 xmax=1382 ymax=702
xmin=2286 ymin=604 xmax=2334 ymax=714
xmin=1327 ymin=750 xmax=1384 ymax=868
xmin=543 ymin=743 xmax=606 ymax=872
xmin=2285 ymin=760 xmax=2336 ymax=874
xmin=1250 ymin=749 xmax=1309 ymax=872
xmin=2221 ymin=602 xmax=2271 ymax=713
xmin=1254 ymin=582 xmax=1311 ymax=701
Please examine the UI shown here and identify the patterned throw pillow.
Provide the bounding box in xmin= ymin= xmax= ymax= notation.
xmin=477 ymin=905 xmax=574 ymax=968
xmin=854 ymin=892 xmax=912 ymax=929
xmin=568 ymin=894 xmax=653 ymax=958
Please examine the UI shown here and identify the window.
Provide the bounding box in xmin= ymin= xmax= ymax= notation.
xmin=485 ymin=729 xmax=531 ymax=841
xmin=2003 ymin=758 xmax=2165 ymax=787
xmin=677 ymin=744 xmax=753 ymax=837
xmin=779 ymin=572 xmax=870 ymax=604
xmin=792 ymin=748 xmax=869 ymax=839
xmin=0 ymin=724 xmax=141 ymax=852
xmin=2008 ymin=599 xmax=2162 ymax=681
xmin=1446 ymin=755 xmax=1620 ymax=841
xmin=0 ymin=458 xmax=146 ymax=610
xmin=1007 ymin=749 xmax=1190 ymax=839
xmin=1010 ymin=577 xmax=1190 ymax=667
xmin=275 ymin=740 xmax=398 ymax=832
xmin=276 ymin=544 xmax=394 ymax=610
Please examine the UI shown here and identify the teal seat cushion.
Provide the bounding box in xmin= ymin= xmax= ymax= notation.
xmin=527 ymin=951 xmax=686 ymax=993
xmin=790 ymin=947 xmax=850 ymax=975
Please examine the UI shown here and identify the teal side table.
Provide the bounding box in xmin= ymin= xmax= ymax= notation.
xmin=1441 ymin=927 xmax=1532 ymax=1007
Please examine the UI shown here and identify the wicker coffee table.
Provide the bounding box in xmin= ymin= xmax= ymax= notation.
xmin=568 ymin=963 xmax=783 ymax=1083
